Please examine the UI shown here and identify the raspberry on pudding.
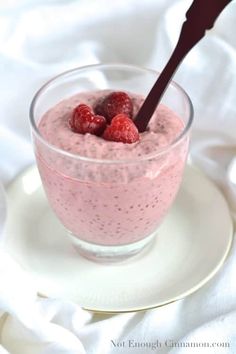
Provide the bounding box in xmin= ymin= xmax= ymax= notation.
xmin=103 ymin=114 xmax=139 ymax=144
xmin=94 ymin=91 xmax=133 ymax=122
xmin=69 ymin=104 xmax=106 ymax=136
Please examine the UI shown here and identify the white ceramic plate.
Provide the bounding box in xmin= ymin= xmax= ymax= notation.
xmin=4 ymin=165 xmax=233 ymax=313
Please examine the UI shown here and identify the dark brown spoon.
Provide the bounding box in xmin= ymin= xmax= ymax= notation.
xmin=135 ymin=0 xmax=232 ymax=132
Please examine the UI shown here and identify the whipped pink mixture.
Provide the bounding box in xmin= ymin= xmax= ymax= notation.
xmin=36 ymin=90 xmax=189 ymax=246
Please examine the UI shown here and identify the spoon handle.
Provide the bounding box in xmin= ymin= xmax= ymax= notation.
xmin=135 ymin=0 xmax=232 ymax=132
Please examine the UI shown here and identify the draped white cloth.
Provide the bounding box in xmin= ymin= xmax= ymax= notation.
xmin=0 ymin=0 xmax=236 ymax=353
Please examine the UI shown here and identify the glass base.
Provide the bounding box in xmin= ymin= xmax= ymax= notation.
xmin=68 ymin=232 xmax=157 ymax=263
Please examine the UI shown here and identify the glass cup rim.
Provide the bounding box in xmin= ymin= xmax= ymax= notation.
xmin=29 ymin=63 xmax=194 ymax=165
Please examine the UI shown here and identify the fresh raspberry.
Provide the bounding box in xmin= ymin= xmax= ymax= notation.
xmin=103 ymin=114 xmax=139 ymax=144
xmin=94 ymin=91 xmax=133 ymax=122
xmin=69 ymin=104 xmax=106 ymax=136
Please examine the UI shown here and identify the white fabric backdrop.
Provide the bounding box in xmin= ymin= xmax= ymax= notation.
xmin=0 ymin=0 xmax=236 ymax=353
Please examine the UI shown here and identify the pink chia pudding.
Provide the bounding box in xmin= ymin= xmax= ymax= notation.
xmin=36 ymin=90 xmax=189 ymax=246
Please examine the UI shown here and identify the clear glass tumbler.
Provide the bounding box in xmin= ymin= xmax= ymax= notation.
xmin=29 ymin=64 xmax=193 ymax=262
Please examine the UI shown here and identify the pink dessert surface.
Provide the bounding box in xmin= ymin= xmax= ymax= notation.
xmin=36 ymin=90 xmax=189 ymax=246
